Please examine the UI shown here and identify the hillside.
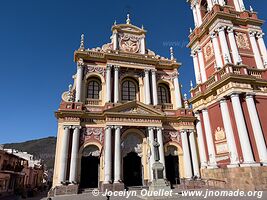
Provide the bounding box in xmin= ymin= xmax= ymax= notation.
xmin=3 ymin=136 xmax=57 ymax=169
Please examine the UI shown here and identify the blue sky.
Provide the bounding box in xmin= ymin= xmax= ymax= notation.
xmin=0 ymin=0 xmax=266 ymax=144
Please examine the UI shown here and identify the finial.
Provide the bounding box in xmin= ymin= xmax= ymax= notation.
xmin=126 ymin=13 xmax=131 ymax=24
xmin=249 ymin=6 xmax=254 ymax=12
xmin=114 ymin=20 xmax=117 ymax=25
xmin=190 ymin=80 xmax=193 ymax=89
xmin=184 ymin=93 xmax=187 ymax=100
xmin=170 ymin=47 xmax=174 ymax=60
xmin=79 ymin=33 xmax=85 ymax=50
xmin=141 ymin=24 xmax=144 ymax=30
xmin=67 ymin=84 xmax=74 ymax=102
xmin=68 ymin=84 xmax=72 ymax=92
xmin=190 ymin=27 xmax=193 ymax=33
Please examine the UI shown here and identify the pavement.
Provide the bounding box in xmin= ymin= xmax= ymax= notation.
xmin=2 ymin=189 xmax=267 ymax=200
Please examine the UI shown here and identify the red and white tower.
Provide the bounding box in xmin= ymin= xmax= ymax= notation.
xmin=187 ymin=0 xmax=267 ymax=190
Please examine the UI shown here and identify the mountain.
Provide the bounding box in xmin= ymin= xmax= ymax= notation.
xmin=3 ymin=136 xmax=57 ymax=169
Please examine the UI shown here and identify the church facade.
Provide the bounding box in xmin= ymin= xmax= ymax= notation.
xmin=51 ymin=15 xmax=198 ymax=195
xmin=51 ymin=0 xmax=267 ymax=195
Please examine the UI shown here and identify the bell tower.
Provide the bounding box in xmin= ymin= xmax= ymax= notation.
xmin=187 ymin=0 xmax=267 ymax=190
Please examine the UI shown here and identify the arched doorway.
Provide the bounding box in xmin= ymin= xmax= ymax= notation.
xmin=123 ymin=152 xmax=142 ymax=186
xmin=122 ymin=132 xmax=144 ymax=187
xmin=80 ymin=145 xmax=100 ymax=189
xmin=165 ymin=145 xmax=180 ymax=186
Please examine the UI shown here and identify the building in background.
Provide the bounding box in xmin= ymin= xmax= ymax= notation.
xmin=0 ymin=147 xmax=26 ymax=197
xmin=51 ymin=15 xmax=198 ymax=196
xmin=188 ymin=0 xmax=267 ymax=190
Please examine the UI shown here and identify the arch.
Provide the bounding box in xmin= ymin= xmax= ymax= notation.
xmin=85 ymin=72 xmax=105 ymax=84
xmin=164 ymin=141 xmax=185 ymax=180
xmin=121 ymin=77 xmax=140 ymax=102
xmin=77 ymin=142 xmax=103 ymax=187
xmin=157 ymin=80 xmax=175 ymax=105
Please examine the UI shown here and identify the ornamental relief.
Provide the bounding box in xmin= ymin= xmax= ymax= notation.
xmin=84 ymin=65 xmax=105 ymax=77
xmin=214 ymin=127 xmax=226 ymax=141
xmin=204 ymin=41 xmax=214 ymax=62
xmin=80 ymin=127 xmax=104 ymax=144
xmin=235 ymin=32 xmax=250 ymax=50
xmin=119 ymin=33 xmax=140 ymax=53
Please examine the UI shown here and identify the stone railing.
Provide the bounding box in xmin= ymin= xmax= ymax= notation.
xmin=190 ymin=64 xmax=267 ymax=98
xmin=85 ymin=99 xmax=102 ymax=106
xmin=161 ymin=103 xmax=173 ymax=110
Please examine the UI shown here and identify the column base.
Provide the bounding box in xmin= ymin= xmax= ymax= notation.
xmin=101 ymin=182 xmax=113 ymax=192
xmin=113 ymin=182 xmax=125 ymax=191
xmin=207 ymin=165 xmax=218 ymax=169
xmin=240 ymin=162 xmax=261 ymax=167
xmin=227 ymin=163 xmax=240 ymax=168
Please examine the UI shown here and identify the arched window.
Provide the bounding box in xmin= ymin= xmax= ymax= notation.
xmin=122 ymin=79 xmax=137 ymax=101
xmin=200 ymin=0 xmax=208 ymax=18
xmin=157 ymin=84 xmax=170 ymax=104
xmin=87 ymin=80 xmax=101 ymax=99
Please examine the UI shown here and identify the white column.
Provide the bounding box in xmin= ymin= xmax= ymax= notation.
xmin=219 ymin=98 xmax=240 ymax=167
xmin=197 ymin=48 xmax=207 ymax=82
xmin=230 ymin=93 xmax=256 ymax=165
xmin=140 ymin=37 xmax=146 ymax=54
xmin=233 ymin=0 xmax=241 ymax=11
xmin=151 ymin=69 xmax=158 ymax=105
xmin=191 ymin=51 xmax=201 ymax=84
xmin=195 ymin=112 xmax=208 ymax=168
xmin=191 ymin=5 xmax=199 ymax=27
xmin=114 ymin=66 xmax=119 ymax=103
xmin=207 ymin=0 xmax=213 ymax=10
xmin=173 ymin=72 xmax=182 ymax=109
xmin=181 ymin=130 xmax=193 ymax=178
xmin=114 ymin=126 xmax=122 ymax=182
xmin=196 ymin=4 xmax=203 ymax=26
xmin=156 ymin=127 xmax=166 ymax=178
xmin=144 ymin=69 xmax=151 ymax=105
xmin=249 ymin=31 xmax=264 ymax=69
xmin=227 ymin=27 xmax=241 ymax=65
xmin=113 ymin=32 xmax=118 ymax=50
xmin=104 ymin=126 xmax=112 ymax=183
xmin=148 ymin=127 xmax=155 ymax=181
xmin=245 ymin=94 xmax=267 ymax=165
xmin=76 ymin=59 xmax=84 ymax=102
xmin=189 ymin=131 xmax=200 ymax=177
xmin=202 ymin=109 xmax=217 ymax=168
xmin=59 ymin=126 xmax=70 ymax=183
xmin=257 ymin=33 xmax=267 ymax=66
xmin=106 ymin=65 xmax=112 ymax=102
xmin=217 ymin=26 xmax=232 ymax=64
xmin=69 ymin=126 xmax=80 ymax=183
xmin=238 ymin=0 xmax=245 ymax=11
xmin=210 ymin=32 xmax=223 ymax=68
xmin=219 ymin=0 xmax=225 ymax=6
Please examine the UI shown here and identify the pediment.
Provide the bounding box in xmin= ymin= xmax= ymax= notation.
xmin=104 ymin=101 xmax=165 ymax=117
xmin=112 ymin=24 xmax=146 ymax=35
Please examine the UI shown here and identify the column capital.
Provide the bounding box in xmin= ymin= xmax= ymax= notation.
xmin=197 ymin=47 xmax=202 ymax=53
xmin=72 ymin=125 xmax=82 ymax=130
xmin=226 ymin=27 xmax=234 ymax=33
xmin=194 ymin=110 xmax=201 ymax=116
xmin=256 ymin=32 xmax=265 ymax=39
xmin=245 ymin=92 xmax=256 ymax=99
xmin=151 ymin=69 xmax=157 ymax=74
xmin=105 ymin=125 xmax=113 ymax=130
xmin=218 ymin=97 xmax=227 ymax=103
xmin=114 ymin=126 xmax=123 ymax=130
xmin=114 ymin=65 xmax=120 ymax=71
xmin=249 ymin=31 xmax=257 ymax=37
xmin=63 ymin=125 xmax=72 ymax=130
xmin=217 ymin=26 xmax=226 ymax=33
xmin=180 ymin=129 xmax=188 ymax=134
xmin=77 ymin=58 xmax=84 ymax=67
xmin=190 ymin=50 xmax=198 ymax=57
xmin=210 ymin=31 xmax=217 ymax=39
xmin=106 ymin=64 xmax=113 ymax=70
xmin=156 ymin=127 xmax=164 ymax=131
xmin=202 ymin=108 xmax=208 ymax=113
xmin=144 ymin=68 xmax=150 ymax=73
xmin=230 ymin=92 xmax=241 ymax=98
xmin=148 ymin=126 xmax=156 ymax=131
